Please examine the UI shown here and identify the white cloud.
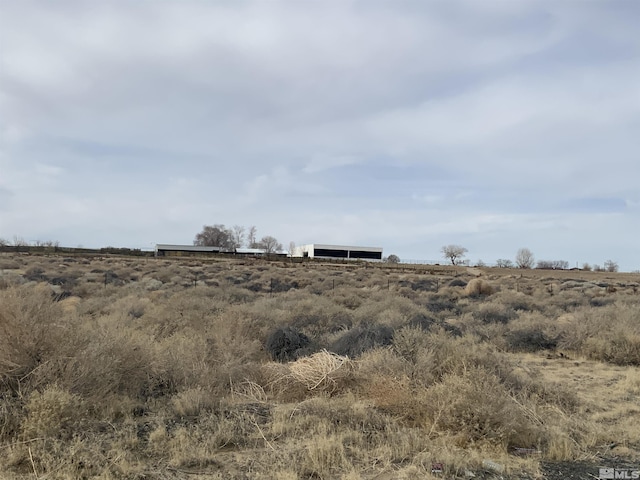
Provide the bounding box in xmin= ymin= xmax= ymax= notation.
xmin=1 ymin=1 xmax=639 ymax=269
xmin=302 ymin=154 xmax=361 ymax=174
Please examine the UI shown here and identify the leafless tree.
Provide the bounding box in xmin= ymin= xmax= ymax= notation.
xmin=193 ymin=224 xmax=233 ymax=249
xmin=288 ymin=241 xmax=296 ymax=257
xmin=247 ymin=226 xmax=258 ymax=248
xmin=441 ymin=245 xmax=468 ymax=265
xmin=13 ymin=236 xmax=28 ymax=247
xmin=231 ymin=225 xmax=245 ymax=249
xmin=515 ymin=248 xmax=535 ymax=269
xmin=0 ymin=237 xmax=9 ymax=246
xmin=257 ymin=236 xmax=282 ymax=254
xmin=536 ymin=260 xmax=569 ymax=270
xmin=33 ymin=239 xmax=59 ymax=248
xmin=496 ymin=259 xmax=514 ymax=268
xmin=604 ymin=260 xmax=619 ymax=273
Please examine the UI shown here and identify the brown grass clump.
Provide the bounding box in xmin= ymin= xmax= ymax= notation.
xmin=289 ymin=350 xmax=353 ymax=391
xmin=465 ymin=278 xmax=495 ymax=296
xmin=22 ymin=384 xmax=84 ymax=440
xmin=264 ymin=350 xmax=355 ymax=397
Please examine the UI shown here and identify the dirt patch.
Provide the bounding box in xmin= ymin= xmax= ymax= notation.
xmin=541 ymin=457 xmax=639 ymax=480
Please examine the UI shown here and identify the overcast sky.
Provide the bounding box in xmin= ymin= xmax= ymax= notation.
xmin=1 ymin=1 xmax=639 ymax=269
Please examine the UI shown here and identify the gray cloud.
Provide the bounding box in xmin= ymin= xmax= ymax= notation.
xmin=1 ymin=0 xmax=639 ymax=268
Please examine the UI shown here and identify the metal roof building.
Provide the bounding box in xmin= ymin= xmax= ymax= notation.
xmin=292 ymin=244 xmax=383 ymax=261
xmin=155 ymin=244 xmax=222 ymax=256
xmin=235 ymin=248 xmax=266 ymax=255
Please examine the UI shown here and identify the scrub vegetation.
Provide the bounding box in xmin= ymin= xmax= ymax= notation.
xmin=1 ymin=253 xmax=639 ymax=479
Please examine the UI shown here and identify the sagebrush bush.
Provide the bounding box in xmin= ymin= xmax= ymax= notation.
xmin=287 ymin=295 xmax=354 ymax=335
xmin=265 ymin=326 xmax=312 ymax=362
xmin=0 ymin=253 xmax=637 ymax=478
xmin=471 ymin=303 xmax=517 ymax=324
xmin=171 ymin=386 xmax=218 ymax=417
xmin=421 ymin=292 xmax=461 ymax=314
xmin=0 ymin=285 xmax=73 ymax=392
xmin=330 ymin=324 xmax=393 ymax=358
xmin=493 ymin=290 xmax=541 ymax=312
xmin=392 ymin=326 xmax=430 ymax=364
xmin=506 ymin=327 xmax=558 ymax=352
xmin=418 ymin=367 xmax=541 ymax=446
xmin=22 ymin=385 xmax=84 ymax=440
xmin=558 ymin=303 xmax=640 ymax=365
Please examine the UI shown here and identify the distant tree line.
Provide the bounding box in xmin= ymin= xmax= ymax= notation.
xmin=0 ymin=232 xmax=622 ymax=272
xmin=193 ymin=224 xmax=283 ymax=254
xmin=0 ymin=236 xmax=60 ymax=248
xmin=444 ymin=244 xmax=619 ymax=272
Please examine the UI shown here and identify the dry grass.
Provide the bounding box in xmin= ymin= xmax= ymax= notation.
xmin=264 ymin=350 xmax=355 ymax=399
xmin=1 ymin=252 xmax=639 ymax=478
xmin=465 ymin=278 xmax=495 ymax=296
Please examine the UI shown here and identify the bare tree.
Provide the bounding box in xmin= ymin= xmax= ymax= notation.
xmin=230 ymin=225 xmax=245 ymax=249
xmin=515 ymin=248 xmax=535 ymax=269
xmin=193 ymin=224 xmax=233 ymax=249
xmin=288 ymin=241 xmax=296 ymax=257
xmin=33 ymin=239 xmax=58 ymax=248
xmin=13 ymin=236 xmax=28 ymax=247
xmin=247 ymin=226 xmax=258 ymax=248
xmin=257 ymin=236 xmax=283 ymax=254
xmin=496 ymin=259 xmax=514 ymax=268
xmin=441 ymin=245 xmax=468 ymax=265
xmin=604 ymin=260 xmax=619 ymax=273
xmin=536 ymin=260 xmax=569 ymax=270
xmin=0 ymin=237 xmax=9 ymax=247
xmin=554 ymin=260 xmax=569 ymax=270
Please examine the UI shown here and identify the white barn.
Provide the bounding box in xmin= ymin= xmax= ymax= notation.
xmin=293 ymin=244 xmax=383 ymax=261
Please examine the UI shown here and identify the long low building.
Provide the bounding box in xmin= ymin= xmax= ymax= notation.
xmin=292 ymin=244 xmax=383 ymax=261
xmin=155 ymin=244 xmax=222 ymax=256
xmin=155 ymin=244 xmax=288 ymax=257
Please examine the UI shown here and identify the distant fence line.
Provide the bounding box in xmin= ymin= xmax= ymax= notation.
xmin=0 ymin=245 xmax=154 ymax=257
xmin=0 ymin=245 xmax=612 ymax=272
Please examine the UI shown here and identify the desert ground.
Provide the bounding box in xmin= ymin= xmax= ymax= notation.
xmin=1 ymin=252 xmax=639 ymax=479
